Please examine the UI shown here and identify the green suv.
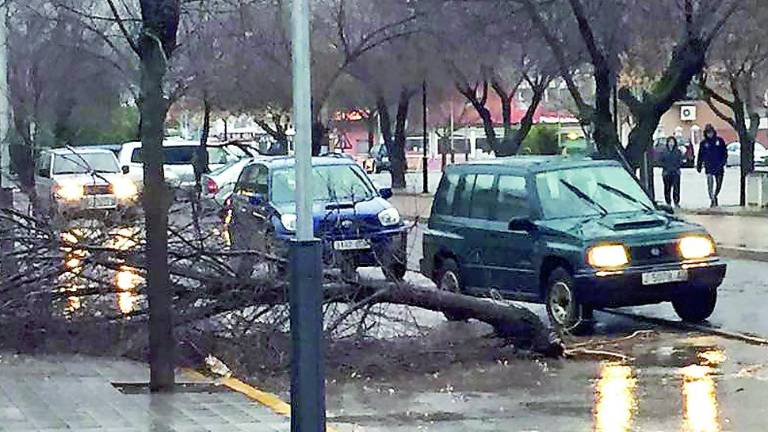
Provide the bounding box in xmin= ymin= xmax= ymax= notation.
xmin=420 ymin=157 xmax=727 ymax=331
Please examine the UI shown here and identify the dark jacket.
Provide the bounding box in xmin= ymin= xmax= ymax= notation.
xmin=697 ymin=137 xmax=727 ymax=175
xmin=660 ymin=144 xmax=684 ymax=176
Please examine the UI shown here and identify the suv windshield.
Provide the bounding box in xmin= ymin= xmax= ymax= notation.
xmin=271 ymin=164 xmax=375 ymax=204
xmin=536 ymin=166 xmax=654 ymax=219
xmin=53 ymin=153 xmax=119 ymax=175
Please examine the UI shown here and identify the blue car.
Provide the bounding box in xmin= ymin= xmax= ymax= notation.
xmin=226 ymin=156 xmax=407 ymax=280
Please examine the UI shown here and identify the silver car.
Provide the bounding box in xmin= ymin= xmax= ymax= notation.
xmin=35 ymin=148 xmax=140 ymax=219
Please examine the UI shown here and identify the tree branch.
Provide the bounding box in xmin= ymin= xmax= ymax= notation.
xmin=105 ymin=0 xmax=140 ymax=55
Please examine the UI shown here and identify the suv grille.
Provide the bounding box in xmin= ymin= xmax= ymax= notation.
xmin=630 ymin=242 xmax=679 ymax=264
xmin=84 ymin=184 xmax=112 ymax=195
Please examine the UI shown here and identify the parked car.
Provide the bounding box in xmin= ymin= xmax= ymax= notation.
xmin=652 ymin=139 xmax=695 ymax=168
xmin=117 ymin=140 xmax=238 ymax=191
xmin=35 ymin=148 xmax=139 ymax=219
xmin=225 ymin=156 xmax=407 ymax=280
xmin=201 ymin=158 xmax=259 ymax=215
xmin=363 ymin=144 xmax=390 ymax=173
xmin=420 ymin=156 xmax=726 ymax=331
xmin=726 ymin=142 xmax=768 ymax=167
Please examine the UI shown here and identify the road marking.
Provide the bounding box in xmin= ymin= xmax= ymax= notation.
xmin=183 ymin=369 xmax=341 ymax=431
xmin=601 ymin=309 xmax=768 ymax=346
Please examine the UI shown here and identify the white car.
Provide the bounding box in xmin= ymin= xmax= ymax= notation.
xmin=117 ymin=140 xmax=239 ymax=191
xmin=35 ymin=148 xmax=139 ymax=218
xmin=726 ymin=142 xmax=768 ymax=167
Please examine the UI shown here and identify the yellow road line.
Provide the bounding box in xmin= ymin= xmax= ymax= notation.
xmin=182 ymin=369 xmax=341 ymax=431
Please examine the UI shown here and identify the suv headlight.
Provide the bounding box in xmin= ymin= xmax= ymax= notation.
xmin=378 ymin=207 xmax=401 ymax=226
xmin=587 ymin=244 xmax=629 ymax=268
xmin=112 ymin=177 xmax=138 ymax=199
xmin=56 ymin=182 xmax=84 ymax=201
xmin=679 ymin=236 xmax=715 ymax=260
xmin=280 ymin=213 xmax=297 ymax=232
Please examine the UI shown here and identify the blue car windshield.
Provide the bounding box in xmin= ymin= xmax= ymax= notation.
xmin=270 ymin=164 xmax=376 ymax=204
xmin=536 ymin=166 xmax=654 ymax=219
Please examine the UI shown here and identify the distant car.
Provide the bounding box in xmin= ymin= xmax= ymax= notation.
xmin=201 ymin=158 xmax=258 ymax=215
xmin=652 ymin=139 xmax=695 ymax=169
xmin=363 ymin=144 xmax=390 ymax=173
xmin=225 ymin=156 xmax=407 ymax=280
xmin=421 ymin=156 xmax=726 ymax=331
xmin=726 ymin=142 xmax=768 ymax=167
xmin=34 ymin=148 xmax=139 ymax=219
xmin=117 ymin=140 xmax=238 ymax=191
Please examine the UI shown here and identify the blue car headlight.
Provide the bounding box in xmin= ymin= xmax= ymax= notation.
xmin=280 ymin=213 xmax=297 ymax=232
xmin=378 ymin=207 xmax=401 ymax=227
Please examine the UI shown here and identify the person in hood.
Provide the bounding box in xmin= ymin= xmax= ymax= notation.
xmin=660 ymin=136 xmax=684 ymax=207
xmin=697 ymin=124 xmax=727 ymax=207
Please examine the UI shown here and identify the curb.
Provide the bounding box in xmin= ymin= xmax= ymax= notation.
xmin=717 ymin=246 xmax=768 ymax=262
xmin=679 ymin=207 xmax=768 ymax=217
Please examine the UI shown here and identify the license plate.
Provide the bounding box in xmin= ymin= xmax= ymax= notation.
xmin=642 ymin=269 xmax=688 ymax=285
xmin=92 ymin=196 xmax=116 ymax=208
xmin=333 ymin=239 xmax=370 ymax=251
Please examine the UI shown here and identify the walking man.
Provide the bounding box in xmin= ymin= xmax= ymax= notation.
xmin=661 ymin=136 xmax=683 ymax=207
xmin=697 ymin=124 xmax=728 ymax=207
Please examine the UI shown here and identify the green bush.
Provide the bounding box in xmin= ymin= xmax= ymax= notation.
xmin=521 ymin=125 xmax=560 ymax=155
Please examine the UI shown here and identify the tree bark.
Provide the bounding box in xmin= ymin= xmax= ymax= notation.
xmin=138 ymin=0 xmax=180 ymax=393
xmin=391 ymin=87 xmax=414 ymax=189
xmin=199 ymin=95 xmax=211 ymax=170
xmin=457 ymin=81 xmax=498 ymax=155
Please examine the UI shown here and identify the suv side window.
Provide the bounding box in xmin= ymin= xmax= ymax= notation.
xmin=37 ymin=154 xmax=51 ymax=178
xmin=433 ymin=173 xmax=459 ymax=215
xmin=454 ymin=174 xmax=476 ymax=218
xmin=495 ymin=175 xmax=528 ymax=221
xmin=470 ymin=174 xmax=496 ymax=219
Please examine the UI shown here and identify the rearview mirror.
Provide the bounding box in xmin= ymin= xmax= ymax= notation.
xmin=121 ymin=166 xmax=130 ymax=175
xmin=249 ymin=193 xmax=265 ymax=206
xmin=379 ymin=187 xmax=393 ymax=199
xmin=508 ymin=217 xmax=537 ymax=232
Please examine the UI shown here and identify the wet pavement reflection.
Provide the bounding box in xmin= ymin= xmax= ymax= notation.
xmin=680 ymin=349 xmax=725 ymax=432
xmin=593 ymin=362 xmax=637 ymax=432
xmin=58 ymin=222 xmax=143 ymax=316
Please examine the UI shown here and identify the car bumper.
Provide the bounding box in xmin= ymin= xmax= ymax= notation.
xmin=574 ymin=259 xmax=727 ymax=308
xmin=276 ymin=226 xmax=408 ymax=267
xmin=57 ymin=195 xmax=137 ymax=213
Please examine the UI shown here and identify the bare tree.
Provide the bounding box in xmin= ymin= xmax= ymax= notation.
xmin=699 ymin=0 xmax=768 ymax=206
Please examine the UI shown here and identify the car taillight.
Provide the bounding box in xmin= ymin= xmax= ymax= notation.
xmin=206 ymin=178 xmax=219 ymax=194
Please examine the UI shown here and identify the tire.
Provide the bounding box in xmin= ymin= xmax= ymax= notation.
xmin=673 ymin=290 xmax=717 ymax=323
xmin=545 ymin=267 xmax=592 ymax=334
xmin=434 ymin=258 xmax=469 ymax=322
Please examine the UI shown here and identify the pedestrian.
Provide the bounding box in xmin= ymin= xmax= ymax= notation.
xmin=697 ymin=124 xmax=728 ymax=207
xmin=660 ymin=136 xmax=683 ymax=207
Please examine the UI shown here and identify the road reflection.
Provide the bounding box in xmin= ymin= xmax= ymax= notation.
xmin=59 ymin=224 xmax=143 ymax=316
xmin=593 ymin=362 xmax=637 ymax=432
xmin=681 ymin=349 xmax=724 ymax=432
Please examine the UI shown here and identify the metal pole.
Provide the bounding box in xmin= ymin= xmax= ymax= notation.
xmin=290 ymin=0 xmax=325 ymax=430
xmin=0 ymin=4 xmax=14 ymax=277
xmin=422 ymin=80 xmax=428 ymax=194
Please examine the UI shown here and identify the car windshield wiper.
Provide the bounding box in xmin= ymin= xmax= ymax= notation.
xmin=560 ymin=179 xmax=608 ymax=216
xmin=597 ymin=182 xmax=654 ymax=213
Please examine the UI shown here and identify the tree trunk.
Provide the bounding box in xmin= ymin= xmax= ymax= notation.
xmin=138 ymin=0 xmax=180 ymax=393
xmin=591 ymin=64 xmax=622 ymax=159
xmin=457 ymin=81 xmax=498 ymax=155
xmin=366 ymin=112 xmax=376 ymax=152
xmin=506 ymin=81 xmax=549 ymax=156
xmin=199 ymin=95 xmax=211 ymax=171
xmin=311 ymin=120 xmax=326 ymax=156
xmin=391 ymin=88 xmax=413 ymax=189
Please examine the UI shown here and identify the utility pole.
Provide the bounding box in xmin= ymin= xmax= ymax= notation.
xmin=422 ymin=80 xmax=428 ymax=194
xmin=290 ymin=0 xmax=325 ymax=430
xmin=0 ymin=3 xmax=14 ymax=277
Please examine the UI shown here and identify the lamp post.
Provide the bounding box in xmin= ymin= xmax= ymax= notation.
xmin=422 ymin=80 xmax=428 ymax=194
xmin=290 ymin=0 xmax=325 ymax=430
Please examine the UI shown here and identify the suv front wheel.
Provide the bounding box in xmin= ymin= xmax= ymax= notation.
xmin=545 ymin=267 xmax=592 ymax=334
xmin=434 ymin=258 xmax=469 ymax=322
xmin=673 ymin=290 xmax=717 ymax=322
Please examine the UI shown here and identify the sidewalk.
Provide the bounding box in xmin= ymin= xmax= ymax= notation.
xmin=0 ymin=353 xmax=289 ymax=431
xmin=391 ymin=192 xmax=768 ymax=260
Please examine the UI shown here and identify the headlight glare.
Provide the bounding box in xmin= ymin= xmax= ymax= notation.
xmin=679 ymin=236 xmax=715 ymax=260
xmin=112 ymin=177 xmax=138 ymax=199
xmin=56 ymin=182 xmax=84 ymax=201
xmin=588 ymin=244 xmax=629 ymax=268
